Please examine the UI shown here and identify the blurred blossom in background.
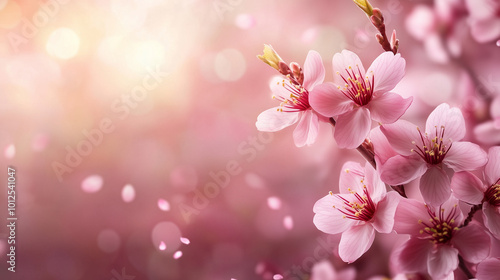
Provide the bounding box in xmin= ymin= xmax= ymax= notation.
xmin=0 ymin=0 xmax=498 ymax=279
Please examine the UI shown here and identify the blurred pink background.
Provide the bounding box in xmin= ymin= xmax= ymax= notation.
xmin=0 ymin=0 xmax=498 ymax=279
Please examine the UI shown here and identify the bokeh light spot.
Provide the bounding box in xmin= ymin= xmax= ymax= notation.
xmin=283 ymin=215 xmax=294 ymax=230
xmin=81 ymin=175 xmax=103 ymax=193
xmin=97 ymin=229 xmax=121 ymax=253
xmin=235 ymin=14 xmax=256 ymax=29
xmin=46 ymin=27 xmax=80 ymax=60
xmin=180 ymin=237 xmax=190 ymax=245
xmin=157 ymin=198 xmax=171 ymax=211
xmin=125 ymin=40 xmax=166 ymax=71
xmin=173 ymin=250 xmax=183 ymax=259
xmin=151 ymin=221 xmax=182 ymax=253
xmin=4 ymin=144 xmax=15 ymax=159
xmin=267 ymin=196 xmax=282 ymax=210
xmin=121 ymin=184 xmax=136 ymax=203
xmin=159 ymin=241 xmax=167 ymax=251
xmin=214 ymin=49 xmax=246 ymax=81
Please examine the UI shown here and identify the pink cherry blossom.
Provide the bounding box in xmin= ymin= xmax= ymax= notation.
xmin=310 ymin=260 xmax=356 ymax=280
xmin=474 ymin=95 xmax=500 ymax=145
xmin=256 ymin=50 xmax=327 ymax=147
xmin=380 ymin=103 xmax=488 ymax=206
xmin=451 ymin=146 xmax=500 ymax=238
xmin=313 ymin=161 xmax=400 ymax=263
xmin=309 ymin=50 xmax=412 ymax=149
xmin=393 ymin=196 xmax=490 ymax=279
xmin=476 ymin=258 xmax=500 ymax=280
xmin=465 ymin=0 xmax=500 ymax=43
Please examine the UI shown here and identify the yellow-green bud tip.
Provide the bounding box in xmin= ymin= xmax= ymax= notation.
xmin=257 ymin=44 xmax=283 ymax=70
xmin=353 ymin=0 xmax=374 ymax=16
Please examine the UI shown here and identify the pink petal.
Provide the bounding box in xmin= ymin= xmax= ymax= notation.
xmin=370 ymin=126 xmax=398 ymax=165
xmin=310 ymin=260 xmax=336 ymax=280
xmin=303 ymin=50 xmax=325 ymax=90
xmin=313 ymin=194 xmax=356 ymax=234
xmin=419 ymin=166 xmax=451 ymax=206
xmin=368 ymin=92 xmax=412 ymax=124
xmin=366 ymin=52 xmax=406 ymax=95
xmin=332 ymin=50 xmax=365 ymax=85
xmin=364 ymin=161 xmax=385 ymax=201
xmin=334 ymin=108 xmax=371 ymax=149
xmin=371 ymin=191 xmax=399 ymax=233
xmin=450 ymin=171 xmax=485 ymax=204
xmin=466 ymin=0 xmax=498 ymax=20
xmin=256 ymin=107 xmax=299 ymax=132
xmin=393 ymin=198 xmax=429 ymax=235
xmin=394 ymin=238 xmax=432 ymax=273
xmin=452 ymin=223 xmax=490 ymax=263
xmin=470 ymin=18 xmax=500 ymax=43
xmin=490 ymin=96 xmax=500 ymax=119
xmin=339 ymin=161 xmax=365 ymax=194
xmin=473 ymin=120 xmax=500 ymax=145
xmin=476 ymin=258 xmax=500 ymax=280
xmin=425 ymin=103 xmax=465 ymax=142
xmin=444 ymin=141 xmax=487 ymax=172
xmin=380 ymin=120 xmax=420 ymax=156
xmin=270 ymin=76 xmax=292 ymax=99
xmin=483 ymin=203 xmax=500 ymax=239
xmin=309 ymin=83 xmax=352 ymax=117
xmin=379 ymin=155 xmax=427 ymax=185
xmin=293 ymin=109 xmax=319 ymax=147
xmin=427 ymin=246 xmax=459 ymax=279
xmin=485 ymin=146 xmax=500 ymax=186
xmin=405 ymin=5 xmax=436 ymax=41
xmin=338 ymin=224 xmax=375 ymax=263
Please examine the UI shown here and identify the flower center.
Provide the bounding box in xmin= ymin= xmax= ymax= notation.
xmin=336 ymin=65 xmax=374 ymax=106
xmin=332 ymin=186 xmax=376 ymax=222
xmin=411 ymin=126 xmax=452 ymax=165
xmin=273 ymin=78 xmax=310 ymax=112
xmin=419 ymin=204 xmax=460 ymax=244
xmin=484 ymin=179 xmax=500 ymax=207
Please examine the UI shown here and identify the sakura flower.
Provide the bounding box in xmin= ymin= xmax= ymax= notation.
xmin=393 ymin=196 xmax=490 ymax=279
xmin=465 ymin=0 xmax=500 ymax=43
xmin=476 ymin=258 xmax=500 ymax=280
xmin=310 ymin=259 xmax=356 ymax=280
xmin=256 ymin=45 xmax=327 ymax=147
xmin=313 ymin=161 xmax=400 ymax=263
xmin=309 ymin=50 xmax=412 ymax=149
xmin=451 ymin=147 xmax=500 ymax=238
xmin=380 ymin=103 xmax=488 ymax=205
xmin=474 ymin=95 xmax=500 ymax=145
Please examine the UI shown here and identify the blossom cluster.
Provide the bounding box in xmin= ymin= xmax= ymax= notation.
xmin=255 ymin=1 xmax=500 ymax=279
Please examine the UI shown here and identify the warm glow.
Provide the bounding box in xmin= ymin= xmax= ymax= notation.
xmin=46 ymin=27 xmax=80 ymax=59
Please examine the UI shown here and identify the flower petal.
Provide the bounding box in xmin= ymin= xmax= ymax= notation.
xmin=393 ymin=198 xmax=429 ymax=235
xmin=485 ymin=146 xmax=500 ymax=186
xmin=394 ymin=238 xmax=432 ymax=274
xmin=364 ymin=161 xmax=385 ymax=201
xmin=452 ymin=223 xmax=490 ymax=263
xmin=371 ymin=191 xmax=399 ymax=233
xmin=444 ymin=141 xmax=487 ymax=172
xmin=334 ymin=107 xmax=371 ymax=149
xmin=370 ymin=126 xmax=398 ymax=165
xmin=309 ymin=82 xmax=352 ymax=117
xmin=425 ymin=103 xmax=465 ymax=142
xmin=450 ymin=171 xmax=485 ymax=204
xmin=483 ymin=203 xmax=500 ymax=239
xmin=313 ymin=194 xmax=356 ymax=234
xmin=419 ymin=166 xmax=451 ymax=206
xmin=332 ymin=50 xmax=365 ymax=85
xmin=293 ymin=109 xmax=319 ymax=147
xmin=338 ymin=224 xmax=375 ymax=263
xmin=366 ymin=52 xmax=406 ymax=95
xmin=256 ymin=107 xmax=299 ymax=132
xmin=380 ymin=120 xmax=421 ymax=156
xmin=303 ymin=50 xmax=326 ymax=90
xmin=367 ymin=92 xmax=413 ymax=124
xmin=473 ymin=120 xmax=500 ymax=145
xmin=339 ymin=161 xmax=365 ymax=194
xmin=427 ymin=246 xmax=459 ymax=279
xmin=379 ymin=155 xmax=427 ymax=185
xmin=476 ymin=258 xmax=500 ymax=280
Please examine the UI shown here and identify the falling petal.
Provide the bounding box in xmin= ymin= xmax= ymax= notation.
xmin=180 ymin=237 xmax=190 ymax=245
xmin=158 ymin=198 xmax=170 ymax=211
xmin=267 ymin=196 xmax=282 ymax=210
xmin=4 ymin=144 xmax=15 ymax=159
xmin=81 ymin=175 xmax=103 ymax=193
xmin=159 ymin=241 xmax=166 ymax=251
xmin=283 ymin=216 xmax=294 ymax=230
xmin=173 ymin=250 xmax=183 ymax=259
xmin=121 ymin=184 xmax=135 ymax=203
xmin=273 ymin=274 xmax=283 ymax=280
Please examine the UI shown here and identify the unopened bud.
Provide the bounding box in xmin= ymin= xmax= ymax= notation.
xmin=375 ymin=33 xmax=384 ymax=44
xmin=353 ymin=0 xmax=374 ymax=17
xmin=371 ymin=8 xmax=384 ymax=27
xmin=257 ymin=44 xmax=284 ymax=71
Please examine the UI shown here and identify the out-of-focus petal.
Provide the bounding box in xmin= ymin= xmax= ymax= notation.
xmin=368 ymin=92 xmax=412 ymax=124
xmin=332 ymin=50 xmax=365 ymax=85
xmin=256 ymin=108 xmax=299 ymax=132
xmin=483 ymin=203 xmax=500 ymax=239
xmin=476 ymin=258 xmax=500 ymax=280
xmin=405 ymin=5 xmax=436 ymax=41
xmin=474 ymin=121 xmax=500 ymax=145
xmin=452 ymin=223 xmax=490 ymax=263
xmin=303 ymin=50 xmax=325 ymax=90
xmin=309 ymin=83 xmax=352 ymax=117
xmin=485 ymin=146 xmax=500 ymax=186
xmin=379 ymin=155 xmax=427 ymax=185
xmin=293 ymin=109 xmax=319 ymax=147
xmin=310 ymin=260 xmax=336 ymax=280
xmin=366 ymin=52 xmax=406 ymax=96
xmin=450 ymin=171 xmax=485 ymax=204
xmin=425 ymin=103 xmax=465 ymax=142
xmin=380 ymin=120 xmax=420 ymax=156
xmin=313 ymin=194 xmax=356 ymax=234
xmin=419 ymin=166 xmax=451 ymax=206
xmin=469 ymin=18 xmax=500 ymax=43
xmin=334 ymin=107 xmax=371 ymax=149
xmin=427 ymin=246 xmax=459 ymax=279
xmin=338 ymin=224 xmax=375 ymax=263
xmin=444 ymin=141 xmax=487 ymax=172
xmin=371 ymin=191 xmax=399 ymax=233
